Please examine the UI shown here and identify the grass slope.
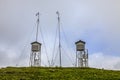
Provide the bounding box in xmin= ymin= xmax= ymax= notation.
xmin=0 ymin=67 xmax=120 ymax=80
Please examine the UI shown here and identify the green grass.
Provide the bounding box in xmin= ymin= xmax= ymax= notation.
xmin=0 ymin=67 xmax=120 ymax=80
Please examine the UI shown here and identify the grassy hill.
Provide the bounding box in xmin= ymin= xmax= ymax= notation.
xmin=0 ymin=67 xmax=120 ymax=80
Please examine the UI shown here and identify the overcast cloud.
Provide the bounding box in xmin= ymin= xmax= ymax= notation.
xmin=0 ymin=0 xmax=120 ymax=70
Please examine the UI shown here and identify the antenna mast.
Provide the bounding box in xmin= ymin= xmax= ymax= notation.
xmin=56 ymin=11 xmax=62 ymax=67
xmin=36 ymin=12 xmax=39 ymax=41
xmin=30 ymin=12 xmax=41 ymax=67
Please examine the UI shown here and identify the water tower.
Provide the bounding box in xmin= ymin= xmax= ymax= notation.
xmin=30 ymin=12 xmax=42 ymax=67
xmin=75 ymin=40 xmax=88 ymax=67
xmin=30 ymin=41 xmax=41 ymax=66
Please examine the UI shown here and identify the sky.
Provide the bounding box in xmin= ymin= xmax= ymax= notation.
xmin=0 ymin=0 xmax=120 ymax=70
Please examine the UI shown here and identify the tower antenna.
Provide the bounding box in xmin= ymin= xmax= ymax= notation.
xmin=36 ymin=12 xmax=39 ymax=41
xmin=56 ymin=11 xmax=62 ymax=67
xmin=30 ymin=12 xmax=41 ymax=67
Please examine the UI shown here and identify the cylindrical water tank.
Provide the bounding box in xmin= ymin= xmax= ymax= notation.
xmin=31 ymin=41 xmax=41 ymax=52
xmin=75 ymin=40 xmax=85 ymax=51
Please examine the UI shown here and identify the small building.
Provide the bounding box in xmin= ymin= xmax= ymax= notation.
xmin=31 ymin=41 xmax=41 ymax=52
xmin=75 ymin=40 xmax=86 ymax=51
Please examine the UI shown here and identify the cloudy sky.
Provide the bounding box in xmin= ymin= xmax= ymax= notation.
xmin=0 ymin=0 xmax=120 ymax=70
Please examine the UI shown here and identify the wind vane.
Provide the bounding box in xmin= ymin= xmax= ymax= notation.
xmin=56 ymin=11 xmax=60 ymax=22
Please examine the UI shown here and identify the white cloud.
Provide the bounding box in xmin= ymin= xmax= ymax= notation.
xmin=89 ymin=52 xmax=120 ymax=70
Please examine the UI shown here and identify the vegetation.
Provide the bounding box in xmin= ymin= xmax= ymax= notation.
xmin=0 ymin=67 xmax=120 ymax=80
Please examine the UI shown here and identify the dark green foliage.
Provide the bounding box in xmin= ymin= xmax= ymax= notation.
xmin=0 ymin=67 xmax=119 ymax=80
